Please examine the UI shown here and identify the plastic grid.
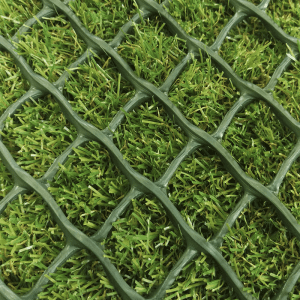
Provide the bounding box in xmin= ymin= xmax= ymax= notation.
xmin=0 ymin=0 xmax=299 ymax=299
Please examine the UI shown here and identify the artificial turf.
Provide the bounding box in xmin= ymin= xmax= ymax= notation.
xmin=0 ymin=0 xmax=300 ymax=299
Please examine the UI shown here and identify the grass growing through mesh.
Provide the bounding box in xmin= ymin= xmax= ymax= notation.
xmin=0 ymin=0 xmax=300 ymax=299
xmin=0 ymin=192 xmax=64 ymax=294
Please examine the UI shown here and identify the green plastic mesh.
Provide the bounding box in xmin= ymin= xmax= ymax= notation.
xmin=0 ymin=0 xmax=299 ymax=299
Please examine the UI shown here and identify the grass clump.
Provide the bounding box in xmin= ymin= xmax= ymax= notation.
xmin=64 ymin=55 xmax=136 ymax=131
xmin=0 ymin=0 xmax=42 ymax=37
xmin=222 ymin=201 xmax=300 ymax=298
xmin=114 ymin=98 xmax=187 ymax=181
xmin=219 ymin=16 xmax=287 ymax=86
xmin=103 ymin=196 xmax=185 ymax=296
xmin=1 ymin=94 xmax=77 ymax=179
xmin=222 ymin=100 xmax=296 ymax=185
xmin=168 ymin=56 xmax=237 ymax=134
xmin=0 ymin=192 xmax=64 ymax=294
xmin=167 ymin=148 xmax=242 ymax=240
xmin=117 ymin=15 xmax=187 ymax=85
xmin=0 ymin=51 xmax=29 ymax=115
xmin=165 ymin=0 xmax=235 ymax=46
xmin=69 ymin=0 xmax=136 ymax=42
xmin=16 ymin=15 xmax=86 ymax=82
xmin=48 ymin=140 xmax=130 ymax=236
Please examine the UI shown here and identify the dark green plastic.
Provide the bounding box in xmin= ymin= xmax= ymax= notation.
xmin=0 ymin=0 xmax=299 ymax=299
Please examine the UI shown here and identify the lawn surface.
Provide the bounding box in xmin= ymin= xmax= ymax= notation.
xmin=0 ymin=0 xmax=300 ymax=299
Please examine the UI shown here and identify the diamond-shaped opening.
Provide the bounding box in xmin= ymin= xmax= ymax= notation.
xmin=168 ymin=55 xmax=238 ymax=135
xmin=166 ymin=251 xmax=239 ymax=300
xmin=167 ymin=147 xmax=243 ymax=240
xmin=103 ymin=195 xmax=186 ymax=297
xmin=265 ymin=0 xmax=300 ymax=38
xmin=16 ymin=14 xmax=86 ymax=82
xmin=63 ymin=54 xmax=135 ymax=131
xmin=0 ymin=50 xmax=30 ymax=115
xmin=222 ymin=100 xmax=296 ymax=185
xmin=0 ymin=191 xmax=65 ymax=294
xmin=49 ymin=140 xmax=130 ymax=237
xmin=69 ymin=0 xmax=136 ymax=42
xmin=113 ymin=97 xmax=187 ymax=182
xmin=273 ymin=66 xmax=300 ymax=123
xmin=219 ymin=15 xmax=287 ymax=87
xmin=117 ymin=15 xmax=187 ymax=86
xmin=37 ymin=248 xmax=122 ymax=300
xmin=222 ymin=199 xmax=300 ymax=299
xmin=1 ymin=94 xmax=77 ymax=179
xmin=165 ymin=0 xmax=236 ymax=46
xmin=0 ymin=0 xmax=42 ymax=37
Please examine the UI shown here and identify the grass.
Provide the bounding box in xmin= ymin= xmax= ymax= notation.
xmin=0 ymin=0 xmax=300 ymax=299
